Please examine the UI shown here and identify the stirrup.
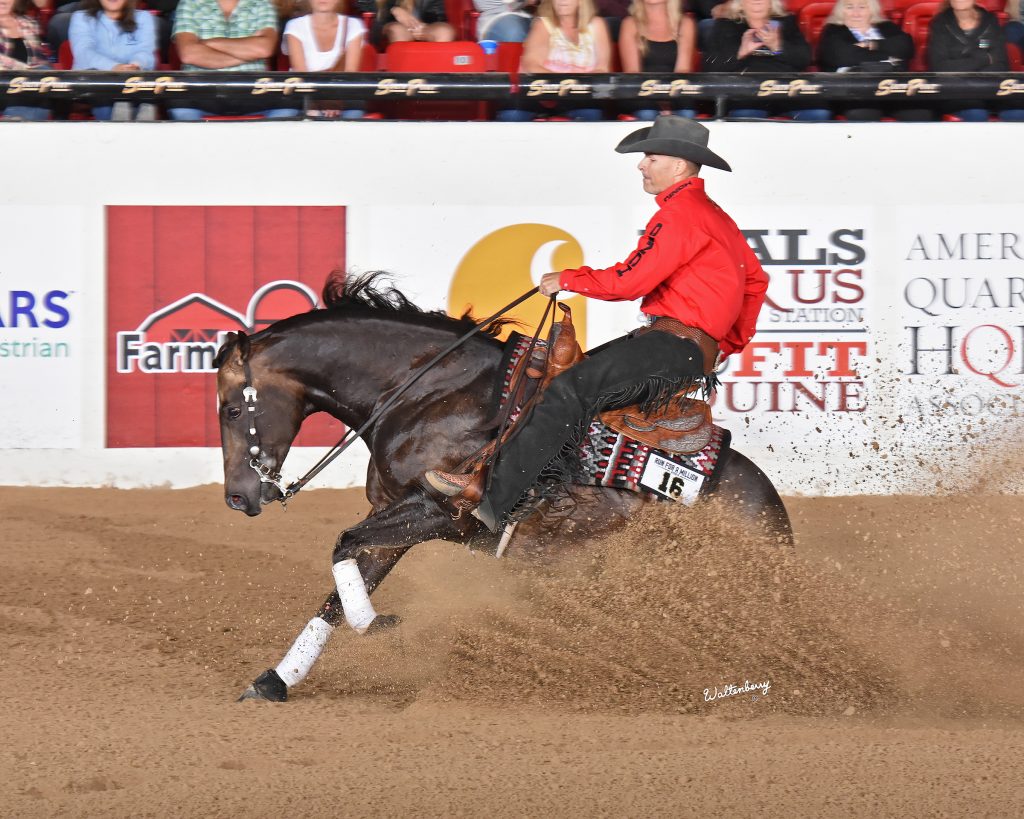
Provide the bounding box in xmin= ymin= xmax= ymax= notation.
xmin=423 ymin=469 xmax=472 ymax=497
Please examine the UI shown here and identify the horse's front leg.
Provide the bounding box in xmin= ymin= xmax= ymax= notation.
xmin=239 ymin=490 xmax=472 ymax=702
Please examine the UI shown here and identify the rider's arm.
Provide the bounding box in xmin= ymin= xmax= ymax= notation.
xmin=558 ymin=214 xmax=710 ymax=301
xmin=719 ymin=242 xmax=769 ymax=356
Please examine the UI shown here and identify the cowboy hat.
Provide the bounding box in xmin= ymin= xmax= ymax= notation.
xmin=615 ymin=116 xmax=731 ymax=172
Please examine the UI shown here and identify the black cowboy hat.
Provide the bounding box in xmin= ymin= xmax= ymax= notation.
xmin=615 ymin=116 xmax=732 ymax=172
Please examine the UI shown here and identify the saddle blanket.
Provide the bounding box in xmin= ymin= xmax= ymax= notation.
xmin=498 ymin=333 xmax=731 ymax=506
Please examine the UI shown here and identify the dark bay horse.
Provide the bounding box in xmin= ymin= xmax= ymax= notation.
xmin=215 ymin=273 xmax=792 ymax=701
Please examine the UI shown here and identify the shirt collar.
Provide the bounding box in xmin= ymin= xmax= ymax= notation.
xmin=656 ymin=177 xmax=704 ymax=207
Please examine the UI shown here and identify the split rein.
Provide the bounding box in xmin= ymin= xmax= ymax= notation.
xmin=238 ymin=286 xmax=551 ymax=509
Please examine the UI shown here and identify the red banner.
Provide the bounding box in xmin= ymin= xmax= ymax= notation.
xmin=106 ymin=206 xmax=346 ymax=447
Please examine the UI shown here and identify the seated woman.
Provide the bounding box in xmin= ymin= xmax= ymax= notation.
xmin=69 ymin=0 xmax=157 ymax=120
xmin=357 ymin=0 xmax=454 ymax=48
xmin=702 ymin=0 xmax=830 ymax=121
xmin=816 ymin=0 xmax=923 ymax=121
xmin=0 ymin=0 xmax=51 ymax=121
xmin=283 ymin=0 xmax=366 ymax=119
xmin=1007 ymin=0 xmax=1023 ymax=55
xmin=618 ymin=0 xmax=698 ymax=120
xmin=928 ymin=0 xmax=1022 ymax=121
xmin=499 ymin=0 xmax=611 ymax=120
xmin=474 ymin=0 xmax=537 ymax=44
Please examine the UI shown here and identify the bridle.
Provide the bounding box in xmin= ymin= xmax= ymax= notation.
xmin=231 ymin=286 xmax=547 ymax=509
xmin=240 ymin=356 xmax=292 ymax=505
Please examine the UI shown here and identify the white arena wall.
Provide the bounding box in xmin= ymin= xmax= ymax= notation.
xmin=2 ymin=120 xmax=1023 ymax=496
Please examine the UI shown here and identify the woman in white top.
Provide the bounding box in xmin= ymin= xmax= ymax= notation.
xmin=499 ymin=0 xmax=609 ymax=119
xmin=521 ymin=0 xmax=611 ymax=72
xmin=283 ymin=0 xmax=366 ymax=71
xmin=283 ymin=0 xmax=367 ymax=118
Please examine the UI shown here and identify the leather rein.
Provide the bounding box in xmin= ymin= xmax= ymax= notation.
xmin=236 ymin=286 xmax=552 ymax=509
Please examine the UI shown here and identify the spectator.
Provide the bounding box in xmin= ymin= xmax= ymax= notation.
xmin=1007 ymin=0 xmax=1023 ymax=54
xmin=498 ymin=0 xmax=611 ymax=120
xmin=619 ymin=0 xmax=698 ymax=119
xmin=702 ymin=0 xmax=830 ymax=120
xmin=928 ymin=0 xmax=1022 ymax=121
xmin=0 ymin=0 xmax=51 ymax=121
xmin=282 ymin=0 xmax=366 ymax=118
xmin=69 ymin=0 xmax=157 ymax=120
xmin=817 ymin=0 xmax=925 ymax=121
xmin=474 ymin=0 xmax=536 ymax=43
xmin=356 ymin=0 xmax=454 ymax=48
xmin=169 ymin=0 xmax=299 ymax=120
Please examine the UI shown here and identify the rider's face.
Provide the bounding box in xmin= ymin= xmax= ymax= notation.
xmin=638 ymin=153 xmax=685 ymax=195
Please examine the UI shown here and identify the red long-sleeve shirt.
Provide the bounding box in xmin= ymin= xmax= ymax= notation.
xmin=558 ymin=178 xmax=769 ymax=357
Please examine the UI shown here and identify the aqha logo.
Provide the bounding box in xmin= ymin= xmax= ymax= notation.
xmin=116 ymin=281 xmax=318 ymax=374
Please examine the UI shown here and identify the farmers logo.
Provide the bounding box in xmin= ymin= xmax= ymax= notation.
xmin=116 ymin=281 xmax=318 ymax=373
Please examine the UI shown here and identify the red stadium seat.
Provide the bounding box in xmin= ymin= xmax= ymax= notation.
xmin=385 ymin=40 xmax=487 ymax=71
xmin=495 ymin=40 xmax=523 ymax=74
xmin=901 ymin=1 xmax=940 ymax=70
xmin=1010 ymin=42 xmax=1023 ymax=71
xmin=445 ymin=0 xmax=480 ymax=39
xmin=784 ymin=0 xmax=824 ymax=15
xmin=381 ymin=41 xmax=489 ymax=119
xmin=56 ymin=39 xmax=72 ymax=70
xmin=797 ymin=1 xmax=834 ymax=58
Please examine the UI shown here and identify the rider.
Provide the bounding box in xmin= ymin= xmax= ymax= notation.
xmin=426 ymin=115 xmax=769 ymax=532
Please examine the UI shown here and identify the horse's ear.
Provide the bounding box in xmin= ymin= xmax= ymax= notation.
xmin=235 ymin=331 xmax=250 ymax=357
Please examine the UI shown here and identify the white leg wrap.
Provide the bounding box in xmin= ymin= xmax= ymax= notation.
xmin=332 ymin=559 xmax=378 ymax=634
xmin=275 ymin=617 xmax=335 ymax=688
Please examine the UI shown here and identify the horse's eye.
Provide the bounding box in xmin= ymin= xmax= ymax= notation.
xmin=223 ymin=405 xmax=242 ymax=420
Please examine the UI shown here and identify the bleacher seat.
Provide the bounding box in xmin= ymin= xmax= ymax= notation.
xmin=901 ymin=1 xmax=940 ymax=70
xmin=796 ymin=1 xmax=834 ymax=57
xmin=784 ymin=0 xmax=825 ymax=16
xmin=382 ymin=41 xmax=489 ymax=119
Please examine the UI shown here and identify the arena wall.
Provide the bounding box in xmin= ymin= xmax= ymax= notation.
xmin=2 ymin=121 xmax=1022 ymax=495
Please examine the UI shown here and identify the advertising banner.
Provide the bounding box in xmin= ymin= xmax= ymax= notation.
xmin=105 ymin=205 xmax=347 ymax=447
xmin=0 ymin=206 xmax=85 ymax=449
xmin=0 ymin=122 xmax=1020 ymax=493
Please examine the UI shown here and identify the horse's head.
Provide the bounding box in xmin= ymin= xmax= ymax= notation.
xmin=215 ymin=332 xmax=305 ymax=516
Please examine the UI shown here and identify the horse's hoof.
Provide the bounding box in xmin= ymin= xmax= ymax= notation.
xmin=364 ymin=614 xmax=402 ymax=635
xmin=237 ymin=668 xmax=288 ymax=702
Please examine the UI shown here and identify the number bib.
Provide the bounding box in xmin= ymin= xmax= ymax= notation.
xmin=639 ymin=452 xmax=706 ymax=505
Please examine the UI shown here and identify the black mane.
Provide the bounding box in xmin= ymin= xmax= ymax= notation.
xmin=321 ymin=270 xmax=514 ymax=336
xmin=214 ymin=271 xmax=513 ymax=369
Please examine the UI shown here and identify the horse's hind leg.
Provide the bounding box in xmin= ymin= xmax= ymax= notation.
xmin=240 ymin=491 xmax=467 ymax=702
xmin=239 ymin=544 xmax=412 ymax=703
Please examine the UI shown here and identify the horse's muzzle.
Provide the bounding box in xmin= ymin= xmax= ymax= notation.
xmin=226 ymin=493 xmax=262 ymax=516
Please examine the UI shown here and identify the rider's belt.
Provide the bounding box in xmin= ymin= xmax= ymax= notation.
xmin=637 ymin=317 xmax=719 ymax=376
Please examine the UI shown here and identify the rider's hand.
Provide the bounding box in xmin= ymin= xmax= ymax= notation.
xmin=539 ymin=272 xmax=562 ymax=297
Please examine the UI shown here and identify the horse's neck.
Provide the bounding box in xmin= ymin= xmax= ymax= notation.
xmin=277 ymin=316 xmax=502 ymax=437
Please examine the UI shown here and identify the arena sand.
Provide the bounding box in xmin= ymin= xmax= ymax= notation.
xmin=1 ymin=485 xmax=1022 ymax=817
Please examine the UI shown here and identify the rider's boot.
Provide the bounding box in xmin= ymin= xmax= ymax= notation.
xmin=422 ymin=469 xmax=500 ymax=533
xmin=423 ymin=469 xmax=472 ymax=496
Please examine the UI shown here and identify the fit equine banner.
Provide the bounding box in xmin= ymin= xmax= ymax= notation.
xmin=0 ymin=122 xmax=1021 ymax=493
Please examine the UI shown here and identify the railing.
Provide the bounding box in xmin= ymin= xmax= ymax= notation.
xmin=3 ymin=71 xmax=1023 ymax=116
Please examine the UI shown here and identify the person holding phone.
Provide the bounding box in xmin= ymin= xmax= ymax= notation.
xmin=702 ymin=0 xmax=829 ymax=120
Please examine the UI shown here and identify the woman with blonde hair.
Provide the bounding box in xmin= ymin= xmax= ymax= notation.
xmin=499 ymin=0 xmax=610 ymax=119
xmin=619 ymin=0 xmax=698 ymax=119
xmin=702 ymin=0 xmax=828 ymax=119
xmin=521 ymin=0 xmax=611 ymax=72
xmin=816 ymin=0 xmax=917 ymax=120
